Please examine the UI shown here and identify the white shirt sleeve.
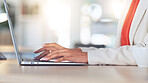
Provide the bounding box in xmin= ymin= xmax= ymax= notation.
xmin=80 ymin=46 xmax=137 ymax=65
xmin=88 ymin=46 xmax=137 ymax=65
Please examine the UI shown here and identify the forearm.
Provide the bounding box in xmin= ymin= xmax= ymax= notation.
xmin=87 ymin=46 xmax=137 ymax=65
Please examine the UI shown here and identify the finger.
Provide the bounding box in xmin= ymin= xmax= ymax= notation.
xmin=42 ymin=46 xmax=57 ymax=51
xmin=43 ymin=43 xmax=57 ymax=47
xmin=34 ymin=48 xmax=46 ymax=53
xmin=41 ymin=50 xmax=68 ymax=61
xmin=46 ymin=53 xmax=65 ymax=61
xmin=45 ymin=49 xmax=68 ymax=58
xmin=34 ymin=47 xmax=56 ymax=53
xmin=43 ymin=43 xmax=64 ymax=49
xmin=40 ymin=51 xmax=58 ymax=61
xmin=55 ymin=57 xmax=66 ymax=62
xmin=34 ymin=51 xmax=49 ymax=60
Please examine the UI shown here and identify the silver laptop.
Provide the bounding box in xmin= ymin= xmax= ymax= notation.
xmin=4 ymin=0 xmax=87 ymax=66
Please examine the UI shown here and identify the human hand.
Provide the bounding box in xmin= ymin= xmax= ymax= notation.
xmin=34 ymin=43 xmax=67 ymax=60
xmin=34 ymin=43 xmax=88 ymax=63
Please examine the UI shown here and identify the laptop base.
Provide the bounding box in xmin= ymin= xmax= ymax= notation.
xmin=20 ymin=61 xmax=88 ymax=66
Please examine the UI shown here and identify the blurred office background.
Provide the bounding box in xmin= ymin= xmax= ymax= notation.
xmin=0 ymin=0 xmax=125 ymax=51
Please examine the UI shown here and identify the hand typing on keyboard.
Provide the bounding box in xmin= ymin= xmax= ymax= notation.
xmin=34 ymin=43 xmax=88 ymax=63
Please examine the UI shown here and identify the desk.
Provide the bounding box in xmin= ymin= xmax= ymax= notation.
xmin=0 ymin=60 xmax=148 ymax=83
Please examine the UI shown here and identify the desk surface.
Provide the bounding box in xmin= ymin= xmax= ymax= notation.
xmin=0 ymin=60 xmax=148 ymax=83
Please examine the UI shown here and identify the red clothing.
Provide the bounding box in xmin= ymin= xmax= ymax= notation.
xmin=121 ymin=0 xmax=140 ymax=46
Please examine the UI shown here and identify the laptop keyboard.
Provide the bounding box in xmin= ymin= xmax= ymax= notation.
xmin=21 ymin=58 xmax=54 ymax=62
xmin=21 ymin=58 xmax=73 ymax=63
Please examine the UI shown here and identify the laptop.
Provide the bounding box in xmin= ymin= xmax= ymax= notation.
xmin=3 ymin=0 xmax=87 ymax=66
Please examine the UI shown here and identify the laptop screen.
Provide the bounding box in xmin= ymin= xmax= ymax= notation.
xmin=4 ymin=0 xmax=21 ymax=64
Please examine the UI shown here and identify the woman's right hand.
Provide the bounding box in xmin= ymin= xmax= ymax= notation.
xmin=34 ymin=43 xmax=67 ymax=60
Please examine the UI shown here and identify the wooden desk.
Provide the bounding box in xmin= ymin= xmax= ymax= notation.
xmin=0 ymin=60 xmax=148 ymax=83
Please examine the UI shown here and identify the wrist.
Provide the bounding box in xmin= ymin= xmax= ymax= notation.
xmin=83 ymin=52 xmax=88 ymax=63
xmin=73 ymin=48 xmax=82 ymax=52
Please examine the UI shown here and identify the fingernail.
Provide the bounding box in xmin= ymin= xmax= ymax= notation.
xmin=40 ymin=58 xmax=48 ymax=61
xmin=45 ymin=58 xmax=48 ymax=61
